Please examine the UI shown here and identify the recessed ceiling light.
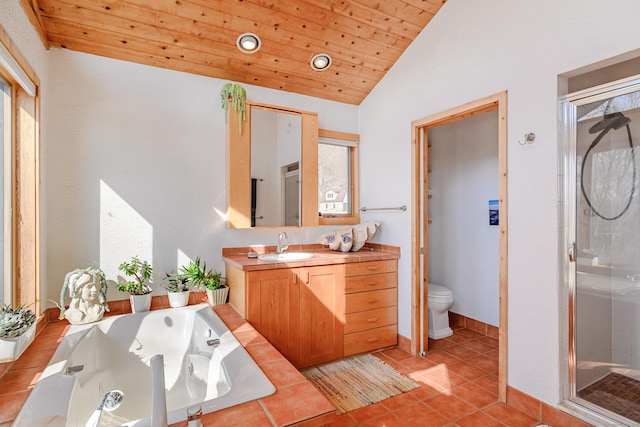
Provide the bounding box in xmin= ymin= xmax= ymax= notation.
xmin=236 ymin=33 xmax=261 ymax=54
xmin=310 ymin=53 xmax=332 ymax=71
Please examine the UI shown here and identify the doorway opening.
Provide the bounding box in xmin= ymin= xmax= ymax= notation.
xmin=410 ymin=91 xmax=509 ymax=401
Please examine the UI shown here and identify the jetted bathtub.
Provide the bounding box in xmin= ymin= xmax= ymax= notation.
xmin=13 ymin=303 xmax=275 ymax=426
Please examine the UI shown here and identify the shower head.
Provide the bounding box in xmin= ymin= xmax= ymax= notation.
xmin=589 ymin=112 xmax=631 ymax=134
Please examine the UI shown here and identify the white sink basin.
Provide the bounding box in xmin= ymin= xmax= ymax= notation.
xmin=258 ymin=252 xmax=314 ymax=262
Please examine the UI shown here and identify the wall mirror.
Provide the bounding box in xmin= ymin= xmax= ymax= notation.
xmin=226 ymin=102 xmax=319 ymax=228
xmin=251 ymin=107 xmax=302 ymax=226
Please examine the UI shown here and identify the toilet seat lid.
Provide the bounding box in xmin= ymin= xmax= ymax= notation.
xmin=428 ymin=283 xmax=452 ymax=297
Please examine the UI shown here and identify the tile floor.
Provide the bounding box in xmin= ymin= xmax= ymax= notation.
xmin=0 ymin=303 xmax=594 ymax=427
xmin=577 ymin=372 xmax=640 ymax=423
xmin=301 ymin=327 xmax=544 ymax=427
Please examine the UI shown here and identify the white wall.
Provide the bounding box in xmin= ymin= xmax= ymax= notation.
xmin=359 ymin=0 xmax=640 ymax=406
xmin=427 ymin=111 xmax=499 ymax=326
xmin=42 ymin=48 xmax=357 ymax=305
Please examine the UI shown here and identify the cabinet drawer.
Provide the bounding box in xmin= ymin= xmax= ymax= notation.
xmin=345 ymin=272 xmax=397 ymax=294
xmin=345 ymin=260 xmax=397 ymax=277
xmin=344 ymin=306 xmax=397 ymax=334
xmin=344 ymin=324 xmax=397 ymax=356
xmin=345 ymin=288 xmax=397 ymax=314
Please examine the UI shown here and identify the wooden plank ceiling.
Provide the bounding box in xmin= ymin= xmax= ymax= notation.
xmin=21 ymin=0 xmax=445 ymax=105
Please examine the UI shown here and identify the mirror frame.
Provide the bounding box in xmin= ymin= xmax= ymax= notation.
xmin=226 ymin=101 xmax=319 ymax=228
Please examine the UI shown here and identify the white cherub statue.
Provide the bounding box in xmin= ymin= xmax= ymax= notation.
xmin=59 ymin=267 xmax=109 ymax=325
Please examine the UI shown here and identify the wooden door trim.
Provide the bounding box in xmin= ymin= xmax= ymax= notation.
xmin=410 ymin=91 xmax=508 ymax=401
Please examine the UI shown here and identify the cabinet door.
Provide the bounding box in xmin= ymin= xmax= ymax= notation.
xmin=299 ymin=265 xmax=344 ymax=368
xmin=246 ymin=269 xmax=300 ymax=365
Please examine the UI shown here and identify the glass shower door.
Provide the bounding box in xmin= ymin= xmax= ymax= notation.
xmin=568 ymin=78 xmax=640 ymax=424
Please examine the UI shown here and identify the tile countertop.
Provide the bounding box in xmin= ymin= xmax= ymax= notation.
xmin=222 ymin=243 xmax=400 ymax=272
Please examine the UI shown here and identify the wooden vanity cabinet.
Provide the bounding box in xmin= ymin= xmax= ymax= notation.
xmin=246 ymin=268 xmax=301 ymax=365
xmin=246 ymin=265 xmax=344 ymax=368
xmin=299 ymin=265 xmax=344 ymax=367
xmin=343 ymin=260 xmax=398 ymax=356
xmin=230 ymin=256 xmax=399 ymax=368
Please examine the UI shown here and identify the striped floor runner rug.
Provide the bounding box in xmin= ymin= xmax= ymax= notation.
xmin=300 ymin=353 xmax=419 ymax=414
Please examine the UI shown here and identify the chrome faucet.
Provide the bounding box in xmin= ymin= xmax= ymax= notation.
xmin=628 ymin=273 xmax=640 ymax=282
xmin=277 ymin=232 xmax=289 ymax=254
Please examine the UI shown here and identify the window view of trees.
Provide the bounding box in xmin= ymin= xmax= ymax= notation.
xmin=318 ymin=143 xmax=350 ymax=215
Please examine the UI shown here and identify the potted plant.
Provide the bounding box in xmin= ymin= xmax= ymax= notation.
xmin=118 ymin=256 xmax=153 ymax=313
xmin=164 ymin=271 xmax=191 ymax=308
xmin=180 ymin=257 xmax=228 ymax=305
xmin=0 ymin=304 xmax=37 ymax=362
xmin=220 ymin=82 xmax=247 ymax=134
xmin=0 ymin=299 xmax=60 ymax=362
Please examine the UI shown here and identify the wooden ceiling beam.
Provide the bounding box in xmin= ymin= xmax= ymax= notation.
xmin=18 ymin=0 xmax=50 ymax=48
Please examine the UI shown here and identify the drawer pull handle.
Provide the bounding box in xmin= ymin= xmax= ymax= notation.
xmin=367 ymin=281 xmax=377 ymax=286
xmin=367 ymin=266 xmax=379 ymax=271
xmin=367 ymin=317 xmax=378 ymax=323
xmin=367 ymin=299 xmax=377 ymax=304
xmin=367 ymin=337 xmax=379 ymax=343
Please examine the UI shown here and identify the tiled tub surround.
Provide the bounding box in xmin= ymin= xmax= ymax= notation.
xmin=1 ymin=298 xmax=595 ymax=426
xmin=12 ymin=304 xmax=277 ymax=426
xmin=0 ymin=297 xmax=335 ymax=426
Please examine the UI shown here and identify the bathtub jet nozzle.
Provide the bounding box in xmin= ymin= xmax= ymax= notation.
xmin=207 ymin=338 xmax=221 ymax=348
xmin=65 ymin=364 xmax=84 ymax=375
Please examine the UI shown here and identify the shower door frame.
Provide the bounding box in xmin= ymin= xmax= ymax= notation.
xmin=560 ymin=74 xmax=640 ymax=424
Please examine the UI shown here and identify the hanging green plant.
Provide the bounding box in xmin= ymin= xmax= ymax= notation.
xmin=220 ymin=83 xmax=247 ymax=134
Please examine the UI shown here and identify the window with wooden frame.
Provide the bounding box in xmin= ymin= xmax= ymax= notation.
xmin=318 ymin=129 xmax=360 ymax=225
xmin=0 ymin=73 xmax=11 ymax=304
xmin=0 ymin=26 xmax=40 ymax=311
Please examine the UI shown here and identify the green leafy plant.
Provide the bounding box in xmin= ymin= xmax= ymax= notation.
xmin=220 ymin=82 xmax=247 ymax=134
xmin=1 ymin=299 xmax=61 ymax=338
xmin=164 ymin=271 xmax=191 ymax=293
xmin=118 ymin=256 xmax=153 ymax=295
xmin=0 ymin=304 xmax=36 ymax=338
xmin=180 ymin=257 xmax=224 ymax=291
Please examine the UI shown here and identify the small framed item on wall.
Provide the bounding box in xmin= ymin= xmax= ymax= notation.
xmin=489 ymin=199 xmax=499 ymax=226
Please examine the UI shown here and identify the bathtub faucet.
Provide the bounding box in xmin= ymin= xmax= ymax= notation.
xmin=628 ymin=273 xmax=640 ymax=282
xmin=277 ymin=232 xmax=289 ymax=253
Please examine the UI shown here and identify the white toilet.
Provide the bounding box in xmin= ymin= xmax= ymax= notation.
xmin=428 ymin=283 xmax=454 ymax=339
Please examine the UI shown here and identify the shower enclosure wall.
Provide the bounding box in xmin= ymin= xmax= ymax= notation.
xmin=562 ymin=75 xmax=640 ymax=426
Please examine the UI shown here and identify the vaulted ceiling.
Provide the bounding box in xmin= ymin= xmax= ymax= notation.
xmin=19 ymin=0 xmax=446 ymax=105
